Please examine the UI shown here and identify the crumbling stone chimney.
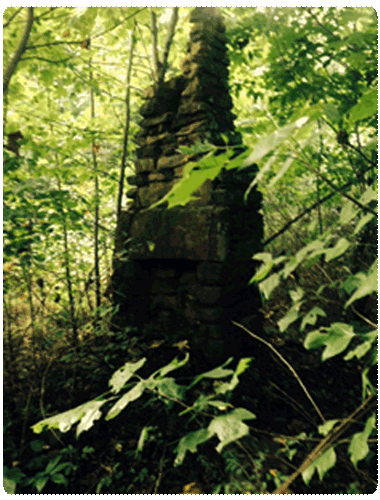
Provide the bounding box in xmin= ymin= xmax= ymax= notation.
xmin=113 ymin=8 xmax=263 ymax=365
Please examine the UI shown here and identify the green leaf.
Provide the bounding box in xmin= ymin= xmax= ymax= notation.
xmin=235 ymin=358 xmax=252 ymax=377
xmin=259 ymin=273 xmax=280 ymax=299
xmin=51 ymin=473 xmax=68 ymax=485
xmin=345 ymin=261 xmax=377 ymax=307
xmin=250 ymin=255 xmax=287 ymax=283
xmin=361 ymin=368 xmax=377 ymax=398
xmin=32 ymin=399 xmax=109 ymax=435
xmin=324 ymin=238 xmax=350 ymax=262
xmin=324 ymin=103 xmax=341 ymax=123
xmin=150 ymin=153 xmax=226 ymax=209
xmin=268 ymin=155 xmax=295 ymax=188
xmin=318 ymin=419 xmax=340 ymax=436
xmin=155 ymin=378 xmax=186 ymax=400
xmin=278 ymin=302 xmax=302 ymax=333
xmin=70 ymin=7 xmax=98 ymax=36
xmin=353 ymin=213 xmax=375 ymax=235
xmin=349 ymin=87 xmax=378 ymax=122
xmin=243 ymin=117 xmax=309 ymax=165
xmin=344 ymin=340 xmax=374 ymax=361
xmin=3 ymin=476 xmax=17 ymax=494
xmin=359 ymin=184 xmax=378 ymax=205
xmin=250 ymin=262 xmax=274 ymax=282
xmin=174 ymin=428 xmax=212 ymax=466
xmin=208 ymin=408 xmax=255 ymax=453
xmin=302 ymin=447 xmax=336 ymax=485
xmin=189 ymin=357 xmax=234 ymax=388
xmin=106 ymin=381 xmax=145 ymax=420
xmin=35 ymin=476 xmax=49 ymax=493
xmin=304 ymin=323 xmax=355 ymax=361
xmin=137 ymin=426 xmax=153 ymax=453
xmin=40 ymin=69 xmax=55 ymax=86
xmin=108 ymin=358 xmax=146 ymax=394
xmin=154 ymin=353 xmax=189 ymax=379
xmin=45 ymin=455 xmax=61 ymax=474
xmin=300 ymin=307 xmax=326 ymax=332
xmin=147 ymin=241 xmax=155 ymax=252
xmin=349 ymin=414 xmax=376 ymax=467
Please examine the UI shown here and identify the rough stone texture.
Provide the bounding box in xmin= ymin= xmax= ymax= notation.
xmin=113 ymin=7 xmax=263 ymax=365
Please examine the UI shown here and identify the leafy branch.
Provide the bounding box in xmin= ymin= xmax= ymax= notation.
xmin=3 ymin=7 xmax=34 ymax=95
xmin=272 ymin=395 xmax=376 ymax=494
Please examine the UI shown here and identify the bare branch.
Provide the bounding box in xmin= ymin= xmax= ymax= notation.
xmin=150 ymin=9 xmax=160 ymax=83
xmin=3 ymin=7 xmax=23 ymax=28
xmin=117 ymin=22 xmax=136 ymax=223
xmin=157 ymin=7 xmax=179 ymax=84
xmin=263 ymin=165 xmax=376 ymax=247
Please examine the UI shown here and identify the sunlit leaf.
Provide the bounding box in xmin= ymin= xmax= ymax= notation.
xmin=302 ymin=447 xmax=336 ymax=485
xmin=349 ymin=87 xmax=378 ymax=122
xmin=243 ymin=117 xmax=309 ymax=166
xmin=345 ymin=261 xmax=377 ymax=307
xmin=349 ymin=414 xmax=376 ymax=467
xmin=324 ymin=238 xmax=350 ymax=262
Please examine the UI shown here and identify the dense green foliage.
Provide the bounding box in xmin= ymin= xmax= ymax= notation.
xmin=3 ymin=7 xmax=377 ymax=494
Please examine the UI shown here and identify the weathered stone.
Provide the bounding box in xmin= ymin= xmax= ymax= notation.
xmin=196 ymin=262 xmax=224 ymax=284
xmin=139 ymin=77 xmax=185 ymax=117
xmin=174 ymin=165 xmax=185 ymax=178
xmin=148 ymin=172 xmax=168 ymax=182
xmin=157 ymin=155 xmax=185 ymax=170
xmin=135 ymin=158 xmax=156 ymax=173
xmin=138 ymin=181 xmax=175 ymax=208
xmin=178 ymin=272 xmax=197 ymax=285
xmin=134 ymin=131 xmax=171 ymax=148
xmin=151 ymin=279 xmax=177 ymax=294
xmin=157 ymin=310 xmax=171 ymax=322
xmin=151 ymin=294 xmax=177 ymax=309
xmin=177 ymin=100 xmax=211 ymax=116
xmin=177 ymin=132 xmax=202 ymax=146
xmin=138 ymin=113 xmax=174 ymax=128
xmin=126 ymin=187 xmax=138 ymax=199
xmin=176 ymin=120 xmax=206 ymax=137
xmin=200 ymin=324 xmax=223 ymax=339
xmin=160 ymin=142 xmax=179 ymax=157
xmin=155 ymin=268 xmax=177 ymax=278
xmin=127 ymin=174 xmax=149 ymax=187
xmin=188 ymin=284 xmax=222 ymax=304
xmin=172 ymin=112 xmax=210 ymax=130
xmin=191 ymin=179 xmax=213 ymax=205
xmin=127 ymin=207 xmax=230 ymax=261
xmin=210 ymin=189 xmax=244 ymax=206
xmin=181 ymin=75 xmax=229 ymax=98
xmin=199 ymin=307 xmax=223 ymax=322
xmin=121 ymin=261 xmax=138 ymax=278
xmin=136 ymin=142 xmax=161 ymax=159
xmin=112 ymin=7 xmax=263 ymax=367
xmin=184 ymin=300 xmax=199 ymax=324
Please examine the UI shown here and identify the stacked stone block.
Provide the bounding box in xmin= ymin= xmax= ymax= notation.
xmin=113 ymin=8 xmax=263 ymax=364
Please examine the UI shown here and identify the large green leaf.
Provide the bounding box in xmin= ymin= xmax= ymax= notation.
xmin=302 ymin=447 xmax=337 ymax=485
xmin=149 ymin=153 xmax=227 ymax=209
xmin=106 ymin=381 xmax=145 ymax=420
xmin=349 ymin=414 xmax=376 ymax=467
xmin=108 ymin=358 xmax=146 ymax=394
xmin=243 ymin=117 xmax=309 ymax=166
xmin=304 ymin=323 xmax=356 ymax=361
xmin=345 ymin=260 xmax=377 ymax=307
xmin=207 ymin=408 xmax=256 ymax=453
xmin=349 ymin=87 xmax=378 ymax=122
xmin=174 ymin=428 xmax=212 ymax=466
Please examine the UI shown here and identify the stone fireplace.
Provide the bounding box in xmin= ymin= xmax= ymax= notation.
xmin=112 ymin=8 xmax=263 ymax=364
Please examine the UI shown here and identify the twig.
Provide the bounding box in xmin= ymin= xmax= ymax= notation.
xmin=232 ymin=321 xmax=325 ymax=423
